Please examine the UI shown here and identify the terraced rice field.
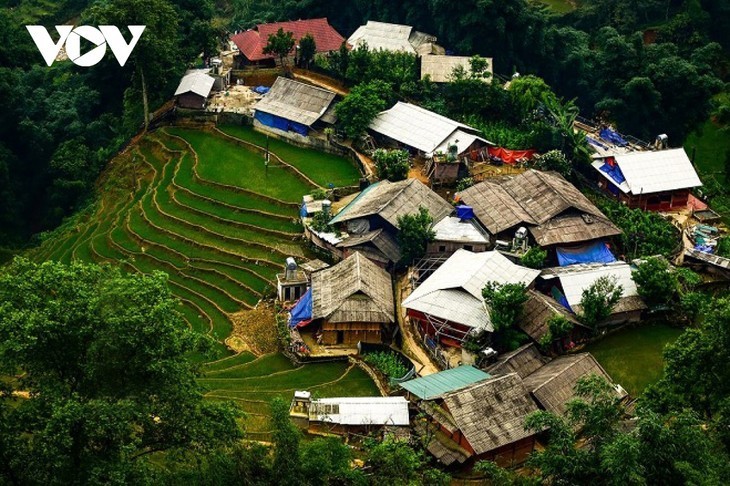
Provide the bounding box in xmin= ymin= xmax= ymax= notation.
xmin=29 ymin=125 xmax=371 ymax=436
xmin=201 ymin=353 xmax=380 ymax=441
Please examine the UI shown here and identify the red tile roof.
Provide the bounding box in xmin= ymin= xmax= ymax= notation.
xmin=231 ymin=18 xmax=345 ymax=62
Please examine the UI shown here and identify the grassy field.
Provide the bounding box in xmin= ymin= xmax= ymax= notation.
xmin=28 ymin=124 xmax=374 ymax=436
xmin=585 ymin=322 xmax=682 ymax=396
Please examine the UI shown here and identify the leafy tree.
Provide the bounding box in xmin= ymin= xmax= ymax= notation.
xmin=364 ymin=436 xmax=449 ymax=486
xmin=482 ymin=281 xmax=529 ymax=351
xmin=533 ymin=149 xmax=572 ymax=178
xmin=547 ymin=314 xmax=574 ymax=339
xmin=0 ymin=258 xmax=241 ymax=483
xmin=372 ymin=148 xmax=410 ymax=182
xmin=455 ymin=177 xmax=474 ymax=192
xmin=578 ymin=275 xmax=622 ymax=328
xmin=397 ymin=206 xmax=435 ymax=265
xmin=632 ymin=256 xmax=678 ymax=307
xmin=520 ymin=247 xmax=547 ymax=269
xmin=335 ymin=80 xmax=391 ymax=140
xmin=270 ymin=396 xmax=301 ymax=485
xmin=263 ymin=28 xmax=295 ymax=67
xmin=298 ymin=33 xmax=316 ymax=68
xmin=300 ymin=437 xmax=364 ymax=485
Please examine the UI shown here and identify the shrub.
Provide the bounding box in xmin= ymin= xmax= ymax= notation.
xmin=579 ymin=275 xmax=623 ymax=328
xmin=372 ymin=148 xmax=410 ymax=182
xmin=364 ymin=351 xmax=408 ymax=378
xmin=310 ymin=188 xmax=328 ymax=200
xmin=632 ymin=256 xmax=678 ymax=307
xmin=534 ymin=149 xmax=572 ymax=178
xmin=308 ymin=211 xmax=333 ymax=233
xmin=397 ymin=206 xmax=435 ymax=265
xmin=521 ymin=247 xmax=547 ymax=269
xmin=547 ymin=314 xmax=574 ymax=338
xmin=455 ymin=177 xmax=475 ymax=192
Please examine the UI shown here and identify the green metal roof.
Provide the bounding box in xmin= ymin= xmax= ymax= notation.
xmin=400 ymin=366 xmax=491 ymax=400
xmin=328 ymin=181 xmax=382 ymax=224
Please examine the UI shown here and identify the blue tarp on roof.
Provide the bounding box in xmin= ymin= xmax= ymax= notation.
xmin=255 ymin=110 xmax=310 ymax=135
xmin=599 ymin=128 xmax=628 ymax=147
xmin=253 ymin=86 xmax=270 ymax=94
xmin=456 ymin=205 xmax=475 ymax=220
xmin=599 ymin=162 xmax=626 ymax=185
xmin=288 ymin=288 xmax=313 ymax=328
xmin=586 ymin=136 xmax=609 ymax=150
xmin=556 ymin=241 xmax=617 ymax=267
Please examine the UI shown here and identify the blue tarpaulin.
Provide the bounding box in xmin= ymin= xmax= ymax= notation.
xmin=586 ymin=136 xmax=609 ymax=150
xmin=456 ymin=205 xmax=475 ymax=220
xmin=556 ymin=241 xmax=616 ymax=266
xmin=253 ymin=86 xmax=270 ymax=94
xmin=255 ymin=110 xmax=309 ymax=135
xmin=599 ymin=162 xmax=626 ymax=185
xmin=288 ymin=288 xmax=313 ymax=328
xmin=551 ymin=287 xmax=572 ymax=312
xmin=599 ymin=128 xmax=628 ymax=147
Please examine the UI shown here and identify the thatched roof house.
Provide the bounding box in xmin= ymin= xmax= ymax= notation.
xmin=457 ymin=170 xmax=621 ymax=262
xmin=538 ymin=261 xmax=646 ymax=325
xmin=486 ymin=343 xmax=548 ymax=379
xmin=330 ymin=178 xmax=452 ymax=233
xmin=336 ymin=228 xmax=401 ymax=267
xmin=522 ymin=353 xmax=626 ymax=416
xmin=309 ymin=252 xmax=394 ymax=345
xmin=437 ymin=373 xmax=541 ymax=463
xmin=347 ymin=21 xmax=441 ymax=55
xmin=421 ymin=55 xmax=492 ymax=83
xmin=521 ymin=290 xmax=587 ymax=344
xmin=403 ymin=249 xmax=539 ymax=347
xmin=253 ymin=77 xmax=337 ymax=135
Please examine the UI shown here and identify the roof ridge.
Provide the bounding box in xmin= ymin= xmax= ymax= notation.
xmin=529 ymin=354 xmax=586 ymax=393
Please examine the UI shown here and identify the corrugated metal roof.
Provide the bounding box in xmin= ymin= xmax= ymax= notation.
xmin=309 ymin=396 xmax=409 ymax=425
xmin=433 ymin=129 xmax=492 ymax=155
xmin=369 ymin=102 xmax=478 ymax=154
xmin=432 ymin=216 xmax=489 ymax=244
xmin=400 ymin=366 xmax=490 ymax=400
xmin=597 ymin=148 xmax=702 ymax=195
xmin=421 ymin=55 xmax=493 ymax=83
xmin=402 ymin=250 xmax=540 ymax=330
xmin=541 ymin=261 xmax=640 ymax=309
xmin=174 ymin=70 xmax=215 ymax=98
xmin=254 ymin=77 xmax=336 ymax=126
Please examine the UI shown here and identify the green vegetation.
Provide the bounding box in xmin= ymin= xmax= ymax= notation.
xmin=586 ymin=322 xmax=682 ymax=395
xmin=364 ymin=351 xmax=409 ymax=379
xmin=217 ymin=124 xmax=361 ymax=187
xmin=482 ymin=281 xmax=529 ymax=351
xmin=397 ymin=206 xmax=435 ymax=265
xmin=372 ymin=148 xmax=410 ymax=182
xmin=520 ymin=246 xmax=547 ymax=269
xmin=578 ymin=275 xmax=623 ymax=328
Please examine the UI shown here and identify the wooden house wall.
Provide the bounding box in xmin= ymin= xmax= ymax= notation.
xmin=177 ymin=92 xmax=206 ymax=109
xmin=474 ymin=436 xmax=538 ymax=468
xmin=407 ymin=309 xmax=473 ymax=347
xmin=426 ymin=240 xmax=488 ymax=256
xmin=321 ymin=321 xmax=382 ymax=345
xmin=598 ymin=181 xmax=691 ymax=212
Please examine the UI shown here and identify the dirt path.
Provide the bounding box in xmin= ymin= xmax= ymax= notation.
xmin=292 ymin=68 xmax=349 ymax=96
xmin=395 ymin=273 xmax=439 ymax=376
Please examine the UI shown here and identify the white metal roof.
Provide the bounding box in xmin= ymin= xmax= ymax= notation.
xmin=542 ymin=261 xmax=639 ymax=308
xmin=433 ymin=216 xmax=489 ymax=244
xmin=596 ymin=148 xmax=702 ymax=195
xmin=347 ymin=21 xmax=416 ymax=53
xmin=309 ymin=396 xmax=409 ymax=426
xmin=403 ymin=250 xmax=539 ymax=330
xmin=174 ymin=70 xmax=215 ymax=98
xmin=434 ymin=129 xmax=492 ymax=155
xmin=369 ymin=102 xmax=478 ymax=154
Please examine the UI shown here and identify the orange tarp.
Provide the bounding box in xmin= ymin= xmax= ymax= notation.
xmin=486 ymin=147 xmax=537 ymax=165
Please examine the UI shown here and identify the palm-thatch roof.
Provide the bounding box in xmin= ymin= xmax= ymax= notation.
xmin=329 ymin=179 xmax=452 ymax=230
xmin=457 ymin=170 xmax=621 ymax=246
xmin=310 ymin=252 xmax=394 ymax=323
xmin=486 ymin=343 xmax=548 ymax=379
xmin=521 ymin=290 xmax=586 ymax=342
xmin=442 ymin=373 xmax=540 ymax=455
xmin=336 ymin=228 xmax=401 ymax=264
xmin=254 ymin=77 xmax=336 ymax=127
xmin=522 ymin=353 xmax=624 ymax=416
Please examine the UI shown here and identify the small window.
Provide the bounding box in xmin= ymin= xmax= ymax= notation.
xmin=464 ymin=245 xmax=473 ymax=251
xmin=438 ymin=245 xmax=446 ymax=252
xmin=285 ymin=287 xmax=291 ymax=301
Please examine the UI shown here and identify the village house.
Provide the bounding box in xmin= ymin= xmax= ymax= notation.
xmin=426 ymin=206 xmax=490 ymax=256
xmin=174 ymin=70 xmax=215 ymax=109
xmin=231 ymin=18 xmax=345 ymax=67
xmin=485 ymin=342 xmax=548 ymax=379
xmin=327 ymin=178 xmax=453 ymax=268
xmin=368 ymin=102 xmax=492 ymax=184
xmin=276 ymin=257 xmax=329 ymax=302
xmin=420 ymin=55 xmax=493 ymax=83
xmin=592 ymin=148 xmax=702 ymax=211
xmin=253 ymin=77 xmax=337 ymax=137
xmin=457 ymin=169 xmax=622 ymax=266
xmin=520 ymin=290 xmax=588 ymax=347
xmin=403 ymin=249 xmax=540 ymax=347
xmin=289 ymin=391 xmax=410 ymax=436
xmin=536 ymin=261 xmax=646 ymax=326
xmin=347 ymin=20 xmax=442 ymax=55
xmin=400 ymin=365 xmax=491 ymax=401
xmin=288 ymin=252 xmax=395 ymax=346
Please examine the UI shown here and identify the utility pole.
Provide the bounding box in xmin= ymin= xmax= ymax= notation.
xmin=265 ymin=135 xmax=270 ymax=175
